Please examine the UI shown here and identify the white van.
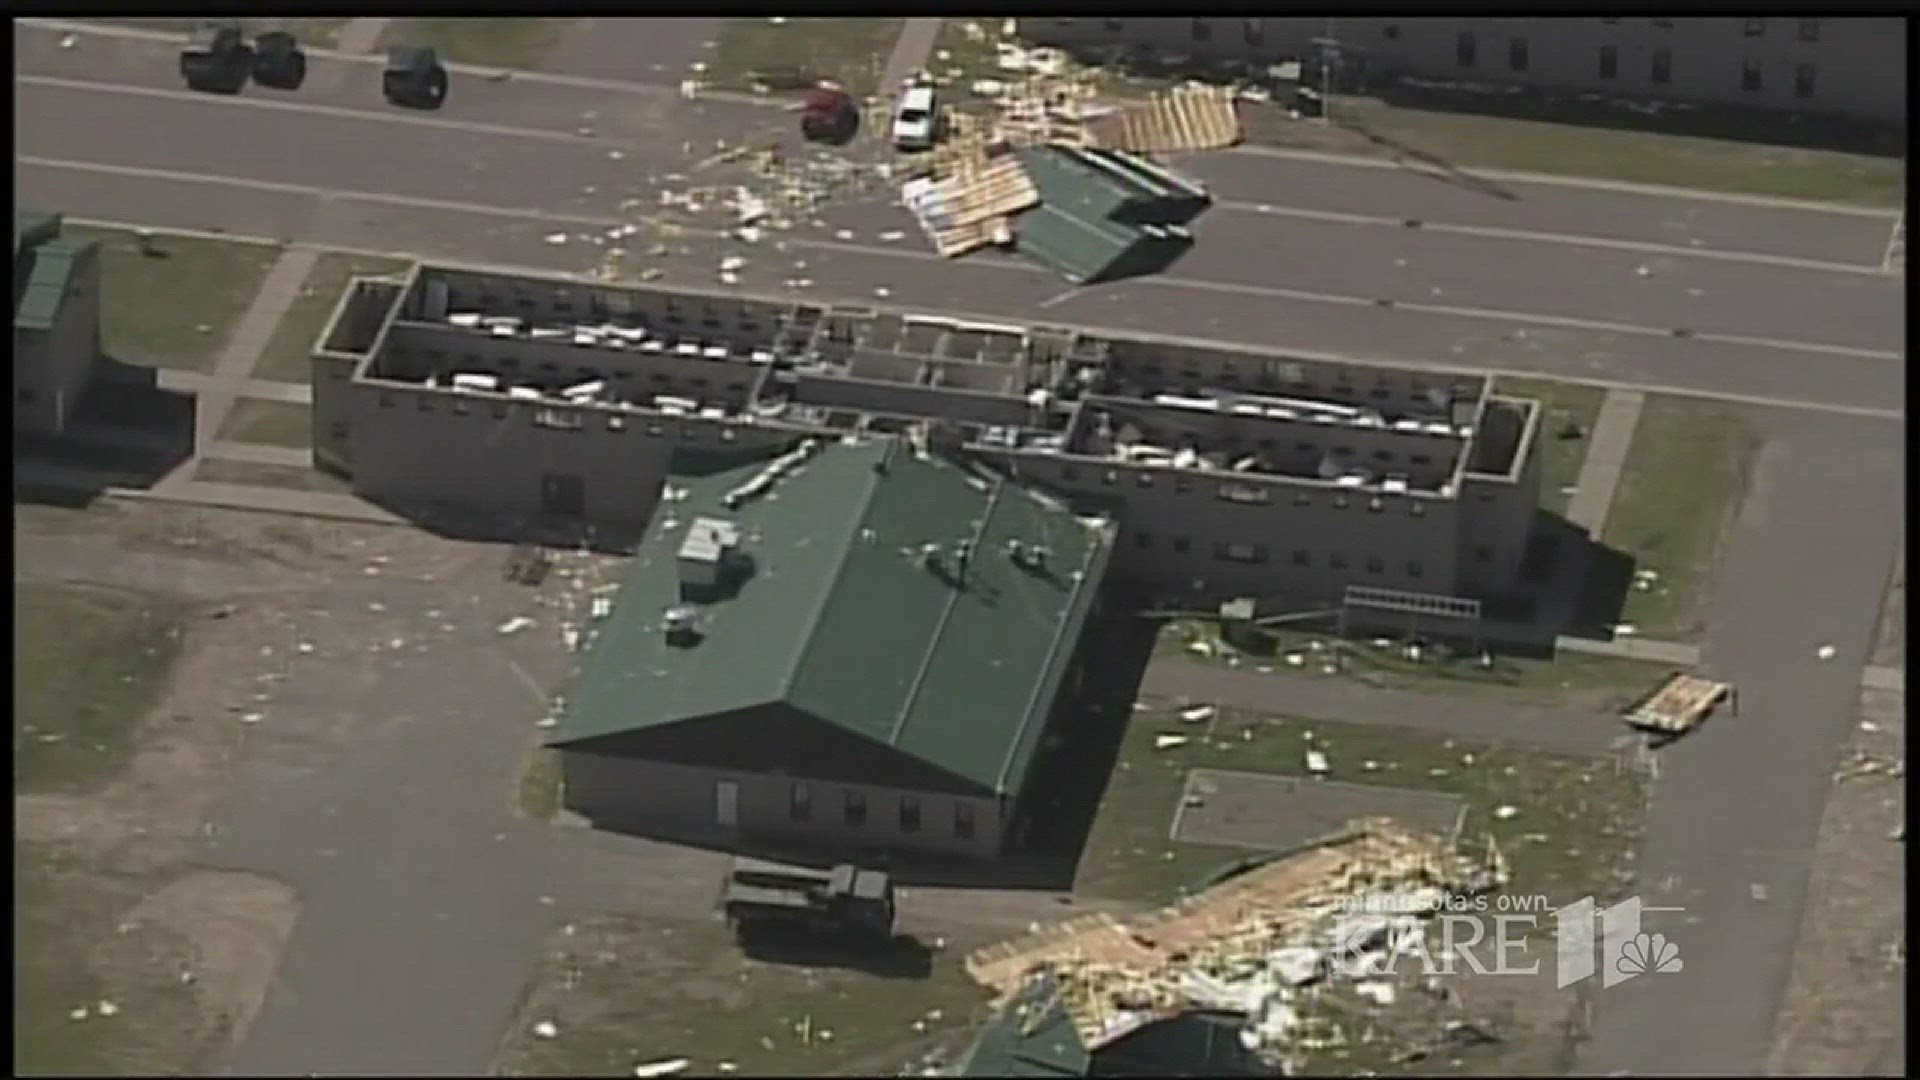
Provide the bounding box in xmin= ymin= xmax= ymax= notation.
xmin=891 ymin=82 xmax=939 ymax=152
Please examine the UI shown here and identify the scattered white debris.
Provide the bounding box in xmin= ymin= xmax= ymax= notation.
xmin=1861 ymin=720 xmax=1880 ymax=732
xmin=1180 ymin=705 xmax=1217 ymax=723
xmin=735 ymin=225 xmax=763 ymax=244
xmin=498 ymin=617 xmax=535 ymax=635
xmin=1613 ymin=623 xmax=1639 ymax=637
xmin=1750 ymin=882 xmax=1768 ymax=902
xmin=562 ymin=626 xmax=582 ymax=651
xmin=296 ymin=641 xmax=315 ymax=654
xmin=720 ymin=255 xmax=746 ymax=273
xmin=1154 ymin=734 xmax=1191 ymax=750
xmin=68 ymin=1006 xmax=89 ymax=1022
xmin=545 ymin=232 xmax=570 ymax=245
xmin=536 ymin=717 xmax=558 ymax=729
xmin=834 ymin=229 xmax=856 ymax=241
xmin=240 ymin=712 xmax=263 ymax=725
xmin=632 ymin=1059 xmax=690 ymax=1078
xmin=1816 ymin=644 xmax=1837 ymax=660
xmin=1187 ymin=639 xmax=1215 ymax=658
xmin=608 ymin=149 xmax=625 ymax=161
xmin=96 ymin=1001 xmax=120 ymax=1017
xmin=60 ymin=33 xmax=79 ymax=49
xmin=1371 ymin=637 xmax=1393 ymax=648
xmin=874 ymin=286 xmax=891 ymax=298
xmin=1635 ymin=265 xmax=1653 ymax=277
xmin=1305 ymin=749 xmax=1330 ymax=775
xmin=1355 ymin=981 xmax=1396 ymax=1006
xmin=1284 ymin=652 xmax=1305 ymax=667
xmin=533 ymin=1020 xmax=560 ymax=1040
xmin=879 ymin=230 xmax=907 ymax=242
xmin=591 ymin=597 xmax=614 ymax=620
xmin=717 ymin=1064 xmax=738 ymax=1076
xmin=1361 ymin=759 xmax=1380 ymax=771
xmin=1493 ymin=805 xmax=1519 ymax=820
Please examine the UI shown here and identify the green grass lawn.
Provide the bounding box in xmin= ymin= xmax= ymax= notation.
xmin=215 ymin=399 xmax=312 ymax=449
xmin=1074 ymin=703 xmax=1647 ymax=909
xmin=14 ymin=581 xmax=189 ymax=791
xmin=66 ymin=227 xmax=280 ymax=374
xmin=379 ymin=18 xmax=575 ymax=70
xmin=1240 ymin=96 xmax=1904 ymax=208
xmin=705 ymin=17 xmax=905 ymax=99
xmin=1602 ymin=396 xmax=1760 ymax=640
xmin=253 ymin=254 xmax=411 ymax=384
xmin=494 ymin=914 xmax=990 ymax=1078
xmin=1155 ymin=619 xmax=1672 ymax=713
xmin=1494 ymin=377 xmax=1609 ymax=518
xmin=515 ymin=746 xmax=564 ymax=821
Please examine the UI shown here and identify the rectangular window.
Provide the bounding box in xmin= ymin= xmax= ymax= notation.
xmin=1410 ymin=502 xmax=1427 ymax=518
xmin=954 ymin=802 xmax=975 ymax=840
xmin=1216 ymin=542 xmax=1267 ymax=564
xmin=1330 ymin=553 xmax=1350 ymax=570
xmin=1365 ymin=555 xmax=1384 ymax=573
xmin=1102 ymin=469 xmax=1119 ymax=485
xmin=452 ymin=399 xmax=470 ymax=415
xmin=1102 ymin=19 xmax=1123 ymax=32
xmin=1190 ymin=18 xmax=1212 ymax=42
xmin=1474 ymin=545 xmax=1494 ymax=563
xmin=379 ymin=392 xmax=395 ymax=409
xmin=843 ymin=790 xmax=867 ymax=827
xmin=1292 ymin=492 xmax=1311 ymax=507
xmin=1173 ymin=537 xmax=1192 ymax=554
xmin=1598 ymin=45 xmax=1619 ymax=80
xmin=533 ymin=407 xmax=584 ymax=431
xmin=1133 ymin=532 xmax=1151 ymax=549
xmin=1745 ymin=17 xmax=1766 ymax=37
xmin=1174 ymin=476 xmax=1193 ymax=493
xmin=1742 ymin=59 xmax=1762 ymax=92
xmin=1795 ymin=63 xmax=1816 ymax=98
xmin=1332 ymin=495 xmax=1350 ymax=509
xmin=1367 ymin=497 xmax=1384 ymax=513
xmin=1509 ymin=37 xmax=1529 ymax=73
xmin=492 ymin=402 xmax=509 ymax=420
xmin=1218 ymin=482 xmax=1269 ymax=505
xmin=1651 ymin=47 xmax=1672 ymax=85
xmin=1456 ymin=31 xmax=1476 ymax=68
xmin=900 ymin=797 xmax=922 ymax=834
xmin=1408 ymin=561 xmax=1424 ymax=578
xmin=790 ymin=782 xmax=812 ymax=822
xmin=1292 ymin=550 xmax=1311 ymax=566
xmin=329 ymin=422 xmax=347 ymax=440
xmin=607 ymin=415 xmax=627 ymax=431
xmin=1061 ymin=465 xmax=1080 ymax=482
xmin=1798 ymin=17 xmax=1820 ymax=42
xmin=1136 ymin=471 xmax=1154 ymax=487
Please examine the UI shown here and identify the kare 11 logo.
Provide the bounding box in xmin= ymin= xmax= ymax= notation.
xmin=1555 ymin=895 xmax=1685 ymax=989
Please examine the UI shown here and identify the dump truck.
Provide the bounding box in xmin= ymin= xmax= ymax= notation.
xmin=179 ymin=19 xmax=251 ymax=94
xmin=250 ymin=29 xmax=307 ymax=91
xmin=383 ymin=45 xmax=449 ymax=109
xmin=719 ymin=857 xmax=895 ymax=941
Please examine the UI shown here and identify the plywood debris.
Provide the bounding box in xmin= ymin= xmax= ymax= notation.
xmin=902 ymin=147 xmax=1037 ymax=258
xmin=1089 ymin=84 xmax=1242 ymax=155
xmin=964 ymin=820 xmax=1499 ymax=1055
xmin=1623 ymin=673 xmax=1731 ymax=736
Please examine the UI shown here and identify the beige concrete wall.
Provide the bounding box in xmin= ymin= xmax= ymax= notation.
xmin=1020 ymin=16 xmax=1905 ymax=122
xmin=562 ymin=754 xmax=1009 ymax=861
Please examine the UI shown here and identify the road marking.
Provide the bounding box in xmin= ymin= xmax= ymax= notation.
xmin=19 ymin=74 xmax=628 ymax=149
xmin=1881 ymin=211 xmax=1906 ymax=274
xmin=66 ymin=216 xmax=1909 ymax=424
xmin=26 ymin=156 xmax=1903 ymax=368
xmin=1224 ymin=143 xmax=1903 ymax=218
xmin=17 ymin=18 xmax=785 ymax=109
xmin=1219 ymin=201 xmax=1891 ymax=275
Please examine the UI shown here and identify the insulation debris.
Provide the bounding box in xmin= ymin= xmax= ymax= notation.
xmin=963 ymin=820 xmax=1504 ymax=1064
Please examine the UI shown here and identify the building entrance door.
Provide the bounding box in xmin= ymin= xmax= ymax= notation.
xmin=540 ymin=472 xmax=585 ymax=519
xmin=714 ymin=780 xmax=740 ymax=828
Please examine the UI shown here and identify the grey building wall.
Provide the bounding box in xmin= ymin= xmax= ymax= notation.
xmin=13 ymin=247 xmax=101 ymax=439
xmin=1019 ymin=16 xmax=1905 ymax=123
xmin=561 ymin=753 xmax=1009 ymax=861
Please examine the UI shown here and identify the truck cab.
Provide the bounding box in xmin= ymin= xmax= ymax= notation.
xmin=179 ymin=19 xmax=251 ymax=94
xmin=719 ymin=857 xmax=896 ymax=941
xmin=383 ymin=45 xmax=449 ymax=109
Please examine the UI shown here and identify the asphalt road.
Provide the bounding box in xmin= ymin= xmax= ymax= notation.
xmin=1577 ymin=407 xmax=1905 ymax=1075
xmin=1171 ymin=149 xmax=1901 ymax=267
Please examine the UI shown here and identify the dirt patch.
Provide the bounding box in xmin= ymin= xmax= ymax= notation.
xmin=1174 ymin=768 xmax=1465 ymax=851
xmin=1766 ymin=687 xmax=1906 ymax=1075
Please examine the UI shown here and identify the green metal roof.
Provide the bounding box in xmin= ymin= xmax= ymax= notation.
xmin=1012 ymin=147 xmax=1201 ymax=284
xmin=551 ymin=437 xmax=1114 ymax=795
xmin=14 ymin=236 xmax=92 ymax=333
xmin=958 ymin=975 xmax=1092 ymax=1077
xmin=1011 ymin=203 xmax=1142 ymax=285
xmin=16 ymin=209 xmax=60 ymax=262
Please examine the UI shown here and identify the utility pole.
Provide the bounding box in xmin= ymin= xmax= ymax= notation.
xmin=1309 ymin=23 xmax=1342 ymax=125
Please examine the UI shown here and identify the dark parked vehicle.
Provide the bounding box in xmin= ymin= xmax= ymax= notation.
xmin=179 ymin=19 xmax=251 ymax=94
xmin=719 ymin=857 xmax=895 ymax=942
xmin=799 ymin=87 xmax=859 ymax=145
xmin=251 ymin=29 xmax=307 ymax=91
xmin=383 ymin=45 xmax=449 ymax=109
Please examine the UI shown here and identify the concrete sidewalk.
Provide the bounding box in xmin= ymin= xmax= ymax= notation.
xmin=1565 ymin=388 xmax=1646 ymax=536
xmin=178 ymin=246 xmax=320 ymax=464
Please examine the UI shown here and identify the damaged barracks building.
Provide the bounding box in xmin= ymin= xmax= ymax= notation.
xmin=304 ymin=264 xmax=1544 ymax=853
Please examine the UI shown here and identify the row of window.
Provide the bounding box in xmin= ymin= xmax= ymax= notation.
xmin=393 ymin=350 xmax=750 ymax=396
xmin=448 ymin=289 xmax=766 ymax=331
xmin=367 ymin=393 xmax=735 ymax=440
xmin=1059 ymin=464 xmax=1438 ymax=510
xmin=1457 ymin=35 xmax=1823 ymax=95
xmin=1127 ymin=536 xmax=1498 ymax=568
xmin=790 ymin=784 xmax=975 ymax=839
xmin=1606 ymin=17 xmax=1822 ymax=42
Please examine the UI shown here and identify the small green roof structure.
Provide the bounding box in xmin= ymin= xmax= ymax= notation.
xmin=13 ymin=209 xmax=94 ymax=333
xmin=550 ymin=436 xmax=1115 ymax=798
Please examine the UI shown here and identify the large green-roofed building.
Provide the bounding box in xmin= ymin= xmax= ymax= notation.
xmin=549 ymin=435 xmax=1116 ymax=860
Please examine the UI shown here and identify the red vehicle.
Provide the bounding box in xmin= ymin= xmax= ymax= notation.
xmin=799 ymin=87 xmax=859 ymax=145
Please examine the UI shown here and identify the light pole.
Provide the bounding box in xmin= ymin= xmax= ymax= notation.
xmin=1311 ymin=22 xmax=1341 ymax=125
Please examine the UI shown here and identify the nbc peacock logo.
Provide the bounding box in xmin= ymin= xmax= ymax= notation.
xmin=1556 ymin=895 xmax=1686 ymax=988
xmin=1616 ymin=931 xmax=1684 ymax=978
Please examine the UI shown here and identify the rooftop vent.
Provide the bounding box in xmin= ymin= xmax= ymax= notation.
xmin=662 ymin=604 xmax=701 ymax=646
xmin=677 ymin=517 xmax=743 ymax=593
